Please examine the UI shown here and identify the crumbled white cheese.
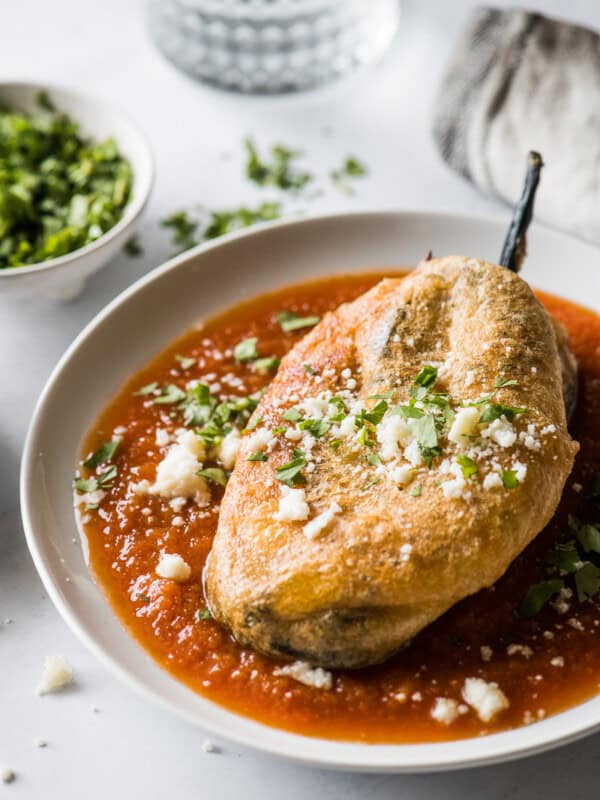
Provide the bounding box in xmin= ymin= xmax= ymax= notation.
xmin=461 ymin=677 xmax=509 ymax=722
xmin=464 ymin=369 xmax=476 ymax=386
xmin=440 ymin=459 xmax=467 ymax=499
xmin=156 ymin=553 xmax=192 ymax=582
xmin=431 ymin=697 xmax=460 ymax=725
xmin=215 ymin=429 xmax=240 ymax=469
xmin=274 ymin=486 xmax=310 ymax=522
xmin=285 ymin=427 xmax=303 ymax=441
xmin=483 ymin=472 xmax=503 ymax=490
xmin=341 ymin=368 xmax=352 ymax=379
xmin=480 ymin=645 xmax=493 ymax=662
xmin=387 ymin=464 xmax=415 ymax=486
xmin=74 ymin=489 xmax=106 ymax=507
xmin=155 ymin=428 xmax=171 ymax=447
xmin=550 ymin=656 xmax=565 ymax=667
xmin=512 ymin=461 xmax=527 ymax=482
xmin=507 ymin=643 xmax=533 ymax=659
xmin=448 ymin=406 xmax=480 ymax=445
xmin=273 ymin=661 xmax=332 ymax=689
xmin=541 ymin=424 xmax=557 ymax=435
xmin=201 ymin=740 xmax=220 ymax=753
xmin=299 ymin=397 xmax=329 ymax=420
xmin=377 ymin=414 xmax=413 ymax=461
xmin=37 ymin=655 xmax=74 ymax=695
xmin=481 ymin=417 xmax=517 ymax=448
xmin=303 ymin=502 xmax=342 ymax=540
xmin=148 ymin=430 xmax=210 ymax=506
xmin=247 ymin=428 xmax=276 ymax=452
xmin=404 ymin=439 xmax=423 ymax=467
xmin=34 ymin=737 xmax=47 ymax=748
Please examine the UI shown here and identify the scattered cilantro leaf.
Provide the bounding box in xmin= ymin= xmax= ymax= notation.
xmin=303 ymin=363 xmax=319 ymax=376
xmin=204 ymin=202 xmax=281 ymax=240
xmin=330 ymin=438 xmax=342 ymax=451
xmin=244 ymin=138 xmax=312 ymax=192
xmin=197 ymin=467 xmax=228 ymax=487
xmin=97 ymin=464 xmax=117 ymax=486
xmin=123 ymin=235 xmax=143 ymax=257
xmin=494 ymin=376 xmax=519 ymax=388
xmin=253 ymin=356 xmax=280 ymax=373
xmin=456 ymin=454 xmax=477 ymax=479
xmin=84 ymin=440 xmax=120 ymax=469
xmin=517 ymin=579 xmax=564 ymax=618
xmin=298 ymin=418 xmax=330 ymax=438
xmin=366 ymin=453 xmax=382 ymax=467
xmin=545 ymin=540 xmax=581 ymax=573
xmin=576 ymin=523 xmax=600 ymax=555
xmin=73 ymin=477 xmax=98 ymax=493
xmin=282 ymin=407 xmax=302 ymax=422
xmin=275 ymin=448 xmax=307 ymax=486
xmin=36 ymin=89 xmax=56 ymax=112
xmin=161 ymin=211 xmax=199 ymax=251
xmin=409 ymin=414 xmax=438 ymax=450
xmin=134 ymin=382 xmax=158 ymax=396
xmin=331 ymin=156 xmax=367 ymax=193
xmin=367 ymin=391 xmax=394 ymax=400
xmin=153 ymin=383 xmax=187 ymax=405
xmin=575 ymin=563 xmax=600 ymax=602
xmin=195 ymin=608 xmax=212 ymax=621
xmin=276 ymin=311 xmax=321 ymax=332
xmin=502 ymin=470 xmax=519 ymax=489
xmin=234 ymin=337 xmax=259 ymax=363
xmin=411 ymin=484 xmax=422 ymax=497
xmin=414 ymin=365 xmax=438 ymax=389
xmin=248 ymin=450 xmax=268 ymax=462
xmin=480 ymin=403 xmax=526 ymax=424
xmin=175 ymin=354 xmax=196 ymax=370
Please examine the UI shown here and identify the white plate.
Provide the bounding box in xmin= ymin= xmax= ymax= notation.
xmin=20 ymin=211 xmax=600 ymax=772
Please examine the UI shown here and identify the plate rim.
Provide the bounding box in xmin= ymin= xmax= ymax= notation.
xmin=19 ymin=208 xmax=600 ymax=772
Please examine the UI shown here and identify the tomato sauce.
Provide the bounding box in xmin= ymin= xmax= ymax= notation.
xmin=78 ymin=272 xmax=600 ymax=743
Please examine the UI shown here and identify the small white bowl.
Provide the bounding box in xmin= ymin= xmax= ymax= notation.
xmin=0 ymin=82 xmax=153 ymax=300
xmin=20 ymin=211 xmax=600 ymax=771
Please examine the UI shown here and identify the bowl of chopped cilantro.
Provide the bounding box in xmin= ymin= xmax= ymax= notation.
xmin=0 ymin=82 xmax=153 ymax=298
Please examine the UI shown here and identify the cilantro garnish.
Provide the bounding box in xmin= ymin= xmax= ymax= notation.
xmin=175 ymin=354 xmax=196 ymax=370
xmin=123 ymin=235 xmax=143 ymax=257
xmin=576 ymin=523 xmax=600 ymax=555
xmin=411 ymin=484 xmax=422 ymax=497
xmin=197 ymin=467 xmax=228 ymax=487
xmin=357 ymin=400 xmax=388 ymax=427
xmin=153 ymin=384 xmax=187 ymax=405
xmin=73 ymin=477 xmax=99 ymax=493
xmin=0 ymin=95 xmax=133 ymax=269
xmin=545 ymin=541 xmax=580 ymax=573
xmin=84 ymin=440 xmax=120 ymax=469
xmin=456 ymin=454 xmax=477 ymax=479
xmin=361 ymin=478 xmax=379 ymax=491
xmin=575 ymin=563 xmax=600 ymax=602
xmin=134 ymin=382 xmax=159 ymax=396
xmin=414 ymin=365 xmax=438 ymax=389
xmin=303 ymin=364 xmax=319 ymax=376
xmin=248 ymin=450 xmax=268 ymax=462
xmin=331 ymin=156 xmax=367 ymax=194
xmin=244 ymin=138 xmax=312 ymax=192
xmin=366 ymin=453 xmax=382 ymax=467
xmin=330 ymin=439 xmax=342 ymax=451
xmin=276 ymin=311 xmax=321 ymax=332
xmin=328 ymin=396 xmax=348 ymax=421
xmin=298 ymin=418 xmax=330 ymax=438
xmin=494 ymin=376 xmax=519 ymax=388
xmin=161 ymin=211 xmax=199 ymax=251
xmin=234 ymin=337 xmax=259 ymax=363
xmin=282 ymin=407 xmax=302 ymax=422
xmin=501 ymin=469 xmax=519 ymax=488
xmin=409 ymin=414 xmax=438 ymax=450
xmin=97 ymin=464 xmax=117 ymax=487
xmin=253 ymin=356 xmax=280 ymax=373
xmin=367 ymin=391 xmax=394 ymax=400
xmin=195 ymin=608 xmax=212 ymax=622
xmin=36 ymin=90 xmax=56 ymax=112
xmin=275 ymin=448 xmax=307 ymax=486
xmin=204 ymin=202 xmax=281 ymax=240
xmin=480 ymin=403 xmax=526 ymax=424
xmin=517 ymin=579 xmax=564 ymax=619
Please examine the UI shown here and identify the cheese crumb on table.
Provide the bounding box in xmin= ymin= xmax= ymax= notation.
xmin=37 ymin=655 xmax=74 ymax=696
xmin=201 ymin=740 xmax=220 ymax=754
xmin=461 ymin=677 xmax=509 ymax=722
xmin=431 ymin=697 xmax=460 ymax=725
xmin=1 ymin=767 xmax=15 ymax=784
xmin=273 ymin=661 xmax=333 ymax=689
xmin=156 ymin=553 xmax=192 ymax=582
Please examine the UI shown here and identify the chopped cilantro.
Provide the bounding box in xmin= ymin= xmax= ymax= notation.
xmin=84 ymin=440 xmax=120 ymax=469
xmin=456 ymin=454 xmax=477 ymax=479
xmin=204 ymin=202 xmax=281 ymax=240
xmin=411 ymin=484 xmax=422 ymax=497
xmin=298 ymin=418 xmax=330 ymax=438
xmin=414 ymin=365 xmax=438 ymax=389
xmin=575 ymin=563 xmax=600 ymax=602
xmin=303 ymin=363 xmax=319 ymax=376
xmin=253 ymin=356 xmax=280 ymax=373
xmin=234 ymin=337 xmax=259 ymax=363
xmin=123 ymin=235 xmax=143 ymax=257
xmin=367 ymin=391 xmax=394 ymax=400
xmin=361 ymin=478 xmax=379 ymax=491
xmin=359 ymin=400 xmax=388 ymax=426
xmin=501 ymin=470 xmax=519 ymax=489
xmin=480 ymin=403 xmax=526 ymax=424
xmin=517 ymin=579 xmax=564 ymax=619
xmin=36 ymin=89 xmax=56 ymax=112
xmin=248 ymin=450 xmax=268 ymax=462
xmin=282 ymin=407 xmax=302 ymax=422
xmin=494 ymin=376 xmax=519 ymax=388
xmin=328 ymin=396 xmax=348 ymax=421
xmin=276 ymin=311 xmax=321 ymax=332
xmin=97 ymin=464 xmax=117 ymax=486
xmin=134 ymin=382 xmax=159 ymax=396
xmin=331 ymin=156 xmax=367 ymax=193
xmin=195 ymin=607 xmax=212 ymax=622
xmin=357 ymin=425 xmax=375 ymax=448
xmin=576 ymin=523 xmax=600 ymax=555
xmin=275 ymin=448 xmax=307 ymax=486
xmin=421 ymin=446 xmax=441 ymax=468
xmin=244 ymin=138 xmax=312 ymax=191
xmin=330 ymin=438 xmax=342 ymax=451
xmin=161 ymin=211 xmax=199 ymax=251
xmin=393 ymin=404 xmax=424 ymax=419
xmin=73 ymin=477 xmax=98 ymax=493
xmin=366 ymin=453 xmax=382 ymax=467
xmin=0 ymin=96 xmax=133 ymax=269
xmin=175 ymin=354 xmax=196 ymax=370
xmin=153 ymin=384 xmax=187 ymax=405
xmin=409 ymin=414 xmax=438 ymax=450
xmin=545 ymin=540 xmax=580 ymax=573
xmin=197 ymin=467 xmax=228 ymax=487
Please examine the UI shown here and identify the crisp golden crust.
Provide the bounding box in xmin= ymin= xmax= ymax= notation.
xmin=206 ymin=256 xmax=579 ymax=668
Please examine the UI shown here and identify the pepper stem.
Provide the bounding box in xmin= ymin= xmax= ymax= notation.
xmin=499 ymin=151 xmax=544 ymax=273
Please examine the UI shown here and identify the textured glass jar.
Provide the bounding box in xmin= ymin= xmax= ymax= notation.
xmin=146 ymin=0 xmax=400 ymax=93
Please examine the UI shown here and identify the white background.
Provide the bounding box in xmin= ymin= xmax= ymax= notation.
xmin=1 ymin=0 xmax=599 ymax=796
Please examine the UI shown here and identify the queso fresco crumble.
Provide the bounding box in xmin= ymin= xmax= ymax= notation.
xmin=72 ymin=272 xmax=600 ymax=744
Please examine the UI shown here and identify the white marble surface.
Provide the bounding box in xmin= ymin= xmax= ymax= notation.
xmin=1 ymin=0 xmax=600 ymax=796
